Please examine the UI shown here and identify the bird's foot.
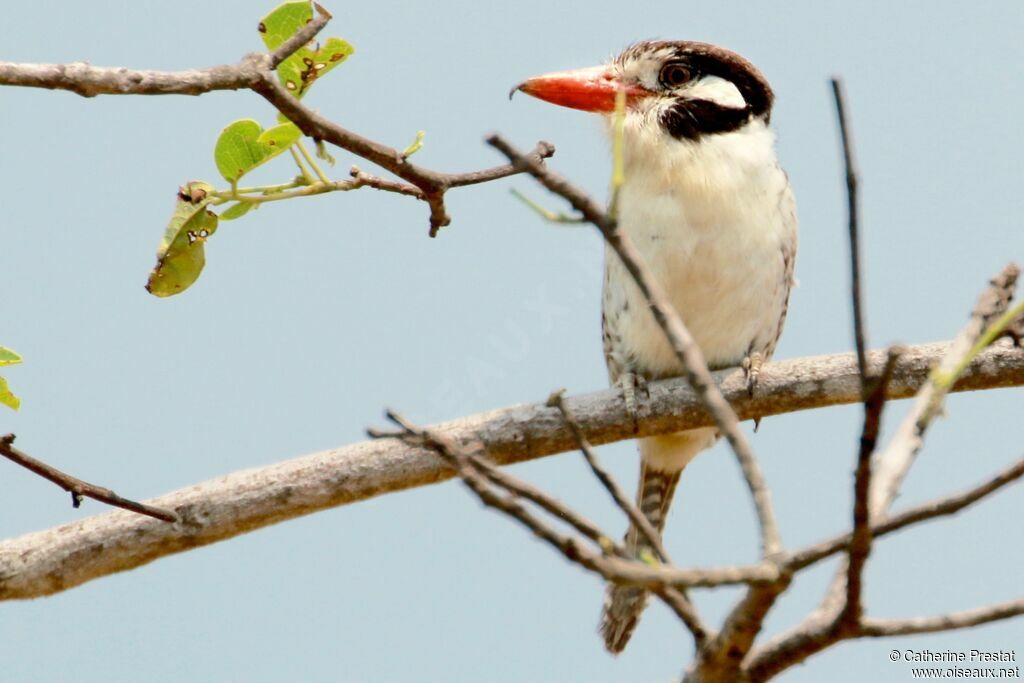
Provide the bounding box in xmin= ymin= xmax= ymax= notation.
xmin=741 ymin=352 xmax=764 ymax=397
xmin=742 ymin=352 xmax=764 ymax=432
xmin=616 ymin=371 xmax=649 ymax=433
xmin=1000 ymin=316 xmax=1023 ymax=348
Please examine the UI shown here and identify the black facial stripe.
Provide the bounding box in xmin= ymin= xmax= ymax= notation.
xmin=674 ymin=50 xmax=772 ymax=118
xmin=617 ymin=40 xmax=775 ymax=138
xmin=660 ymin=99 xmax=753 ymax=141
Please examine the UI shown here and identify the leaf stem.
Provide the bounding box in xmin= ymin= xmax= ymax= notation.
xmin=297 ymin=141 xmax=330 ymax=184
xmin=210 ymin=179 xmax=307 ymax=204
xmin=289 ymin=146 xmax=316 ymax=184
xmin=509 ymin=188 xmax=585 ymax=224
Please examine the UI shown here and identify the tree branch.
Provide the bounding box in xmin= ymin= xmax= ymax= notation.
xmin=744 ymin=264 xmax=1022 ymax=681
xmin=0 ymin=342 xmax=1020 ymax=601
xmin=546 ymin=390 xmax=671 ymax=564
xmin=832 ymin=78 xmax=867 ymax=386
xmin=860 ymin=599 xmax=1024 ymax=637
xmin=0 ymin=435 xmax=177 ymax=523
xmin=841 ymin=347 xmax=902 ymax=632
xmin=377 ymin=410 xmax=711 ymax=645
xmin=787 ymin=453 xmax=1024 ymax=572
xmin=0 ymin=8 xmax=556 ymax=235
xmin=871 ymin=263 xmax=1020 ymax=516
xmin=545 ymin=389 xmax=712 ymax=646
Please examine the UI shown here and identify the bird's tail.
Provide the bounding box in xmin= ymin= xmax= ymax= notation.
xmin=599 ymin=428 xmax=716 ymax=654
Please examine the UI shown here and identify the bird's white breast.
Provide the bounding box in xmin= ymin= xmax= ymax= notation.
xmin=604 ymin=118 xmax=797 ymax=378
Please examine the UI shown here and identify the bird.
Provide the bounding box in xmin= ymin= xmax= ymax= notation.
xmin=513 ymin=41 xmax=798 ymax=654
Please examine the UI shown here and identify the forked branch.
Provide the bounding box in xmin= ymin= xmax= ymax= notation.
xmin=0 ymin=5 xmax=554 ymax=235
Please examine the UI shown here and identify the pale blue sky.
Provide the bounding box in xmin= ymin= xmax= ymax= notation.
xmin=2 ymin=1 xmax=1021 ymax=681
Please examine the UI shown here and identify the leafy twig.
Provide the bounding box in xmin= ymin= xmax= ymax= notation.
xmin=0 ymin=5 xmax=555 ymax=235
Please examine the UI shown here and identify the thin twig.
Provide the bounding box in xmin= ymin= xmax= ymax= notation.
xmin=871 ymin=263 xmax=1021 ymax=516
xmin=379 ymin=411 xmax=710 ymax=642
xmin=0 ymin=434 xmax=177 ymax=523
xmin=831 ymin=79 xmax=884 ymax=636
xmin=0 ymin=11 xmax=556 ymax=235
xmin=266 ymin=3 xmax=332 ymax=69
xmin=655 ymin=587 xmax=711 ymax=647
xmin=788 ymin=453 xmax=1024 ymax=571
xmin=831 ymin=78 xmax=867 ymax=387
xmin=485 ymin=133 xmax=783 ymax=560
xmin=841 ymin=347 xmax=902 ymax=632
xmin=546 ymin=389 xmax=671 ymax=564
xmin=546 ymin=389 xmax=715 ymax=645
xmin=462 ymin=452 xmax=620 ymax=556
xmin=349 ymin=167 xmax=424 ymax=198
xmin=860 ymin=599 xmax=1024 ymax=637
xmin=747 ymin=265 xmax=1023 ymax=681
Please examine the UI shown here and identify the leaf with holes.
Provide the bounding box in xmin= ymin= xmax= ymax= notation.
xmin=258 ymin=1 xmax=354 ymax=98
xmin=214 ymin=119 xmax=302 ymax=184
xmin=146 ymin=182 xmax=219 ymax=298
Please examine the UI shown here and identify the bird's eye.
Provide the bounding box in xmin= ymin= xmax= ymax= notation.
xmin=659 ymin=62 xmax=692 ymax=88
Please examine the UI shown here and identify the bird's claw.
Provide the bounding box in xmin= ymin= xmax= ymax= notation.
xmin=742 ymin=352 xmax=765 ymax=432
xmin=1000 ymin=317 xmax=1023 ymax=348
xmin=741 ymin=352 xmax=764 ymax=397
xmin=617 ymin=371 xmax=649 ymax=433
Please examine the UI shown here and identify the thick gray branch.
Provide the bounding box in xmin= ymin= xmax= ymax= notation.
xmin=0 ymin=59 xmax=264 ymax=97
xmin=0 ymin=341 xmax=1020 ymax=600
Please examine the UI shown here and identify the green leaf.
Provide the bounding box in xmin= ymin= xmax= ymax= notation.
xmin=219 ymin=202 xmax=253 ymax=221
xmin=0 ymin=347 xmax=22 ymax=367
xmin=258 ymin=1 xmax=354 ymax=98
xmin=214 ymin=119 xmax=302 ymax=183
xmin=0 ymin=376 xmax=19 ymax=411
xmin=146 ymin=182 xmax=219 ymax=298
xmin=402 ymin=130 xmax=425 ymax=159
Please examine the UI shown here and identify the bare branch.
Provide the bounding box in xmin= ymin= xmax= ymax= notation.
xmin=871 ymin=263 xmax=1021 ymax=516
xmin=348 ymin=167 xmax=424 ymax=198
xmin=830 ymin=79 xmax=894 ymax=639
xmin=0 ymin=434 xmax=177 ymax=523
xmin=746 ymin=265 xmax=1022 ymax=680
xmin=0 ymin=342 xmax=1020 ymax=601
xmin=655 ymin=587 xmax=711 ymax=648
xmin=380 ymin=411 xmax=712 ymax=642
xmin=860 ymin=599 xmax=1024 ymax=637
xmin=486 ymin=133 xmax=783 ymax=559
xmin=0 ymin=59 xmax=263 ymax=97
xmin=788 ymin=453 xmax=1024 ymax=571
xmin=545 ymin=389 xmax=713 ymax=646
xmin=690 ymin=582 xmax=791 ymax=682
xmin=841 ymin=347 xmax=902 ymax=632
xmin=748 ymin=593 xmax=1024 ymax=680
xmin=546 ymin=390 xmax=671 ymax=564
xmin=831 ymin=78 xmax=867 ymax=386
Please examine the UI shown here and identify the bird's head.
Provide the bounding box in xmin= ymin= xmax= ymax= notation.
xmin=513 ymin=41 xmax=773 ymax=142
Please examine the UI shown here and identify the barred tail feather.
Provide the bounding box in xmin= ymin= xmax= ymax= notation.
xmin=599 ymin=428 xmax=717 ymax=654
xmin=600 ymin=465 xmax=679 ymax=653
